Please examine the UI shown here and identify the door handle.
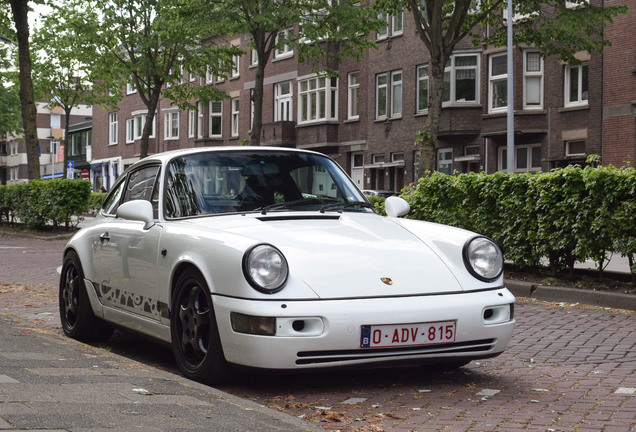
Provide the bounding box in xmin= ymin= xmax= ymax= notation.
xmin=99 ymin=232 xmax=110 ymax=242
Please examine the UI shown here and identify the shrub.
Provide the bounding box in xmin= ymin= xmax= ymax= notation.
xmin=402 ymin=165 xmax=636 ymax=281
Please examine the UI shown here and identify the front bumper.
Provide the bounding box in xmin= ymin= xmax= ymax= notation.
xmin=212 ymin=288 xmax=516 ymax=370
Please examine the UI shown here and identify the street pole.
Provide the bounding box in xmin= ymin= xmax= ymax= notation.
xmin=506 ymin=0 xmax=515 ymax=174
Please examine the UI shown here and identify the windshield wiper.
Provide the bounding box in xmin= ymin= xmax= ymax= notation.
xmin=259 ymin=198 xmax=323 ymax=214
xmin=319 ymin=201 xmax=376 ymax=213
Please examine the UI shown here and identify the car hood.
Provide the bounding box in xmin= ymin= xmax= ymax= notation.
xmin=188 ymin=213 xmax=463 ymax=299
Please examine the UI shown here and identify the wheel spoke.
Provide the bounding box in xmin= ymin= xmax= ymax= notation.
xmin=176 ymin=281 xmax=211 ymax=366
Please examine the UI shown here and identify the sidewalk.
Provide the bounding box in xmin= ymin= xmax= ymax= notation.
xmin=0 ymin=314 xmax=319 ymax=432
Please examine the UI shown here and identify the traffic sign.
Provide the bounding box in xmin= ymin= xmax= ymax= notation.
xmin=67 ymin=161 xmax=74 ymax=179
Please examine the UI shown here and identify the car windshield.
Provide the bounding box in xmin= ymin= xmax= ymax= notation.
xmin=164 ymin=151 xmax=370 ymax=218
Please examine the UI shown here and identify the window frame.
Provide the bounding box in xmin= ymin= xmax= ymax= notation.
xmin=417 ymin=64 xmax=429 ymax=113
xmin=375 ymin=72 xmax=388 ymax=119
xmin=488 ymin=53 xmax=508 ymax=114
xmin=274 ymin=28 xmax=294 ymax=60
xmin=231 ymin=98 xmax=240 ymax=137
xmin=274 ymin=81 xmax=293 ymax=122
xmin=391 ymin=70 xmax=403 ymax=117
xmin=108 ymin=112 xmax=118 ymax=145
xmin=498 ymin=144 xmax=542 ymax=173
xmin=164 ymin=110 xmax=180 ymax=140
xmin=443 ymin=53 xmax=480 ymax=106
xmin=348 ymin=71 xmax=360 ymax=120
xmin=564 ymin=63 xmax=589 ymax=107
xmin=523 ymin=51 xmax=544 ymax=110
xmin=209 ymin=101 xmax=223 ymax=138
xmin=297 ymin=75 xmax=338 ymax=125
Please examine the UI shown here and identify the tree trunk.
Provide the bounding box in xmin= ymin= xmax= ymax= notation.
xmin=250 ymin=59 xmax=266 ymax=146
xmin=140 ymin=91 xmax=162 ymax=158
xmin=10 ymin=0 xmax=39 ymax=180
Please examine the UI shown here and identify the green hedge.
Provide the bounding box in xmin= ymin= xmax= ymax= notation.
xmin=0 ymin=179 xmax=94 ymax=229
xmin=399 ymin=165 xmax=636 ymax=280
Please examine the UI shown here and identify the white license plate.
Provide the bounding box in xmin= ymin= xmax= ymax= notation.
xmin=360 ymin=320 xmax=456 ymax=348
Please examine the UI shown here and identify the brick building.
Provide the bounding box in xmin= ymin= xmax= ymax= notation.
xmin=1 ymin=102 xmax=92 ymax=185
xmin=90 ymin=0 xmax=636 ymax=192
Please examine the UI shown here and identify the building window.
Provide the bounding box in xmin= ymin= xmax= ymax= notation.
xmin=298 ymin=76 xmax=338 ymax=124
xmin=372 ymin=154 xmax=385 ymax=164
xmin=392 ymin=11 xmax=403 ymax=35
xmin=164 ymin=111 xmax=179 ymax=140
xmin=274 ymin=28 xmax=293 ymax=60
xmin=188 ymin=109 xmax=195 ymax=138
xmin=391 ymin=70 xmax=402 ymax=117
xmin=250 ymin=48 xmax=258 ymax=66
xmin=437 ymin=148 xmax=453 ymax=174
xmin=126 ymin=80 xmax=135 ymax=94
xmin=274 ymin=81 xmax=293 ymax=122
xmin=443 ymin=53 xmax=479 ymax=105
xmin=206 ymin=67 xmax=213 ymax=84
xmin=126 ymin=113 xmax=154 ymax=143
xmin=108 ymin=112 xmax=118 ymax=145
xmin=377 ymin=10 xmax=403 ymax=39
xmin=231 ymin=54 xmax=240 ymax=78
xmin=499 ymin=144 xmax=542 ymax=172
xmin=565 ymin=63 xmax=588 ymax=107
xmin=376 ymin=73 xmax=388 ymax=119
xmin=489 ymin=53 xmax=508 ymax=113
xmin=210 ymin=101 xmax=223 ymax=137
xmin=566 ymin=140 xmax=586 ymax=157
xmin=417 ymin=65 xmax=429 ymax=113
xmin=126 ymin=118 xmax=135 ymax=143
xmin=524 ymin=51 xmax=543 ymax=109
xmin=413 ymin=150 xmax=421 ymax=182
xmin=231 ymin=98 xmax=239 ymax=137
xmin=348 ymin=72 xmax=359 ymax=120
xmin=197 ymin=102 xmax=203 ymax=139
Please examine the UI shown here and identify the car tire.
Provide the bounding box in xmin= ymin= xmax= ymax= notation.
xmin=59 ymin=250 xmax=113 ymax=342
xmin=170 ymin=268 xmax=232 ymax=385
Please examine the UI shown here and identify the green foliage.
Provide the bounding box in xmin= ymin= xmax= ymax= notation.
xmin=367 ymin=195 xmax=386 ymax=216
xmin=88 ymin=192 xmax=107 ymax=214
xmin=401 ymin=166 xmax=636 ymax=280
xmin=0 ymin=179 xmax=92 ymax=229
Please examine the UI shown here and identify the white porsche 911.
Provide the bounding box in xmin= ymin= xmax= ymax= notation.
xmin=59 ymin=147 xmax=515 ymax=384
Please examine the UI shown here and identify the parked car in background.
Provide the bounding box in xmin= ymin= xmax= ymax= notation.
xmin=363 ymin=189 xmax=396 ymax=198
xmin=59 ymin=147 xmax=515 ymax=385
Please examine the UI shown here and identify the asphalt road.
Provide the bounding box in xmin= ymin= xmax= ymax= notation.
xmin=1 ymin=233 xmax=635 ymax=431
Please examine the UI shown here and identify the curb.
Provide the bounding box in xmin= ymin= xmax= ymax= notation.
xmin=505 ymin=279 xmax=636 ymax=311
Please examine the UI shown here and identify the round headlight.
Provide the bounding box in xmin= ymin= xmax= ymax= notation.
xmin=243 ymin=244 xmax=289 ymax=294
xmin=463 ymin=236 xmax=503 ymax=282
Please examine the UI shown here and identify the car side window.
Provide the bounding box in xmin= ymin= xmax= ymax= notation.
xmin=102 ymin=181 xmax=126 ymax=216
xmin=123 ymin=166 xmax=160 ymax=203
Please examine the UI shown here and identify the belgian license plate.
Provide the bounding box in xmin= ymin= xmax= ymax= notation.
xmin=360 ymin=320 xmax=456 ymax=348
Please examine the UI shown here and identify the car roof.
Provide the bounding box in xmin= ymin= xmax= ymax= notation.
xmin=137 ymin=146 xmax=325 ymax=165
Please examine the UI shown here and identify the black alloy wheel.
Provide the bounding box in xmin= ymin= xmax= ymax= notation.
xmin=170 ymin=268 xmax=232 ymax=385
xmin=59 ymin=250 xmax=113 ymax=342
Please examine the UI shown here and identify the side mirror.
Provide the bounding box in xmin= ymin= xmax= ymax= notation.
xmin=116 ymin=200 xmax=155 ymax=230
xmin=385 ymin=196 xmax=410 ymax=218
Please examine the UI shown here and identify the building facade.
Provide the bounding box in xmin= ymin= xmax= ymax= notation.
xmin=91 ymin=1 xmax=636 ymax=192
xmin=2 ymin=102 xmax=93 ymax=185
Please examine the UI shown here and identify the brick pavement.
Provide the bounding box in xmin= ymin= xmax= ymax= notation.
xmin=219 ymin=301 xmax=635 ymax=431
xmin=1 ymin=233 xmax=635 ymax=431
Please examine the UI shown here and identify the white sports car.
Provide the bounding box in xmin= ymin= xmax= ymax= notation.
xmin=59 ymin=147 xmax=515 ymax=384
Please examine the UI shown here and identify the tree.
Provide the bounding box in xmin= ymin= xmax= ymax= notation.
xmin=32 ymin=12 xmax=111 ymax=179
xmin=0 ymin=74 xmax=22 ymax=138
xmin=377 ymin=0 xmax=627 ymax=172
xmin=1 ymin=1 xmax=42 ymax=179
xmin=61 ymin=0 xmax=238 ymax=159
xmin=198 ymin=0 xmax=381 ymax=146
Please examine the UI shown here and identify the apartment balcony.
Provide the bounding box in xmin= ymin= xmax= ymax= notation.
xmin=261 ymin=121 xmax=296 ymax=147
